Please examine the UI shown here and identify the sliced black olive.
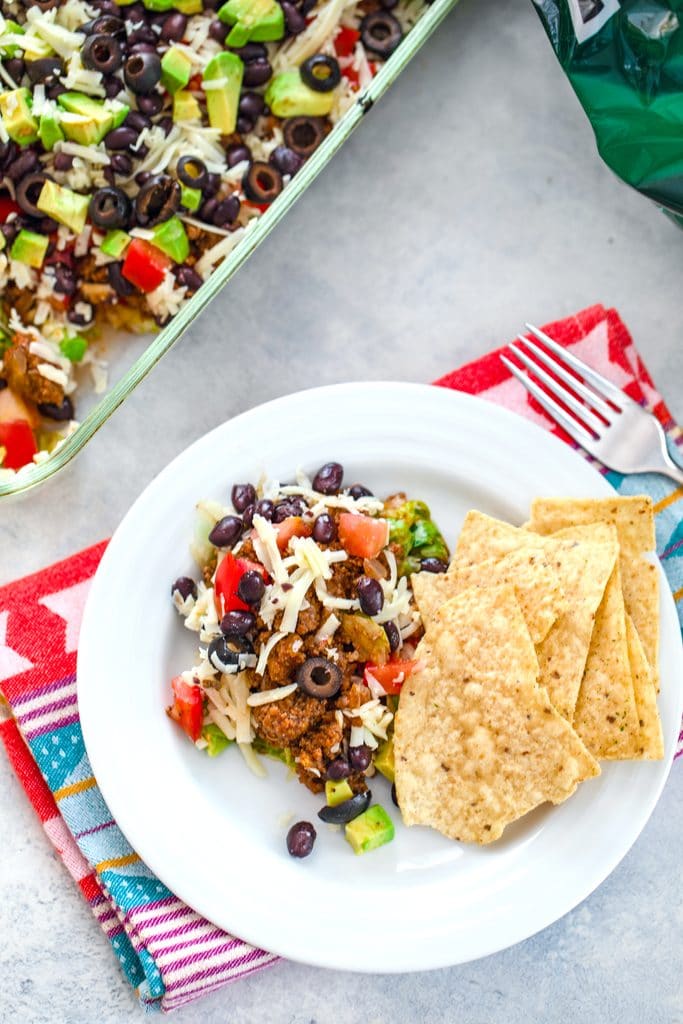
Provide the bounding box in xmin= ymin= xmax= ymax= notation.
xmin=295 ymin=657 xmax=342 ymax=700
xmin=124 ymin=51 xmax=162 ymax=94
xmin=300 ymin=54 xmax=341 ymax=93
xmin=282 ymin=116 xmax=328 ymax=159
xmin=318 ymin=791 xmax=371 ymax=824
xmin=242 ymin=161 xmax=282 ymax=204
xmin=207 ymin=635 xmax=253 ymax=675
xmin=89 ymin=186 xmax=131 ymax=229
xmin=83 ymin=15 xmax=126 ymax=38
xmin=16 ymin=172 xmax=48 ymax=218
xmin=134 ymin=173 xmax=181 ymax=226
xmin=176 ymin=155 xmax=208 ymax=190
xmin=38 ymin=397 xmax=74 ymax=421
xmin=359 ymin=11 xmax=403 ymax=58
xmin=82 ymin=33 xmax=123 ymax=74
xmin=26 ymin=57 xmax=64 ymax=86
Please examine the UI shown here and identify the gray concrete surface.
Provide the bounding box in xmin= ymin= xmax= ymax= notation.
xmin=1 ymin=1 xmax=682 ymax=1022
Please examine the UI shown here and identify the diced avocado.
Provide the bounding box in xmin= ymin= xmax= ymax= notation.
xmin=109 ymin=100 xmax=130 ymax=129
xmin=173 ymin=89 xmax=201 ymax=123
xmin=0 ymin=20 xmax=25 ymax=59
xmin=252 ymin=737 xmax=295 ymax=769
xmin=100 ymin=229 xmax=130 ymax=259
xmin=202 ymin=723 xmax=233 ymax=756
xmin=37 ymin=180 xmax=90 ymax=234
xmin=59 ymin=334 xmax=87 ymax=362
xmin=39 ymin=112 xmax=64 ymax=151
xmin=265 ymin=70 xmax=335 ymax=118
xmin=151 ymin=216 xmax=189 ymax=263
xmin=180 ymin=184 xmax=202 ymax=212
xmin=340 ymin=614 xmax=389 ymax=664
xmin=0 ymin=233 xmax=4 ymax=252
xmin=141 ymin=0 xmax=174 ymax=9
xmin=175 ymin=0 xmax=203 ymax=12
xmin=161 ymin=46 xmax=192 ymax=93
xmin=218 ymin=0 xmax=284 ymax=47
xmin=57 ymin=92 xmax=114 ymax=146
xmin=0 ymin=88 xmax=39 ymax=147
xmin=325 ymin=779 xmax=354 ymax=807
xmin=374 ymin=738 xmax=395 ymax=783
xmin=345 ymin=805 xmax=395 ymax=855
xmin=202 ymin=52 xmax=243 ymax=136
xmin=11 ymin=229 xmax=49 ymax=269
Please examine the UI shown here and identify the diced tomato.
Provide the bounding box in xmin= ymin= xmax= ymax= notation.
xmin=364 ymin=660 xmax=416 ymax=696
xmin=0 ymin=420 xmax=37 ymax=470
xmin=338 ymin=513 xmax=389 ymax=559
xmin=168 ymin=675 xmax=203 ymax=742
xmin=214 ymin=552 xmax=268 ymax=617
xmin=341 ymin=65 xmax=360 ymax=89
xmin=334 ymin=26 xmax=360 ymax=57
xmin=243 ymin=199 xmax=270 ymax=214
xmin=274 ymin=515 xmax=311 ymax=551
xmin=121 ymin=238 xmax=170 ymax=293
xmin=0 ymin=195 xmax=20 ymax=222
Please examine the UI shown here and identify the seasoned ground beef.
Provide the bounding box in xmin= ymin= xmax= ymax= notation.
xmin=3 ymin=333 xmax=64 ymax=406
xmin=252 ymin=690 xmax=326 ymax=748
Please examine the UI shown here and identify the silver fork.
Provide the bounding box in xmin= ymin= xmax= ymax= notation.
xmin=501 ymin=323 xmax=683 ymax=485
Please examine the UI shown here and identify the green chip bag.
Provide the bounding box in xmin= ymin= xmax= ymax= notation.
xmin=534 ymin=0 xmax=683 ymax=220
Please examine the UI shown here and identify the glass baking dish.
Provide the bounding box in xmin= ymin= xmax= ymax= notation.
xmin=0 ymin=0 xmax=458 ymax=500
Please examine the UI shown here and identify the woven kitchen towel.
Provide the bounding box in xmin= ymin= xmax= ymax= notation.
xmin=0 ymin=303 xmax=680 ymax=1013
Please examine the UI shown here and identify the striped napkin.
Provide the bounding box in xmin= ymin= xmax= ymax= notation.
xmin=0 ymin=303 xmax=680 ymax=1012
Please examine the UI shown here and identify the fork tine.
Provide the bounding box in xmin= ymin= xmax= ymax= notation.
xmin=500 ymin=355 xmax=596 ymax=446
xmin=508 ymin=342 xmax=605 ymax=434
xmin=524 ymin=324 xmax=637 ymax=410
xmin=515 ymin=335 xmax=614 ymax=420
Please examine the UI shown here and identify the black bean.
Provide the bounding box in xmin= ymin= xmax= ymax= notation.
xmin=384 ymin=621 xmax=400 ymax=652
xmin=239 ymin=91 xmax=265 ymax=121
xmin=208 ymin=19 xmax=230 ymax=43
xmin=199 ymin=197 xmax=218 ymax=223
xmin=237 ymin=570 xmax=265 ymax=606
xmin=157 ymin=117 xmax=173 ymax=137
xmin=26 ymin=57 xmax=63 ymax=85
xmin=161 ymin=12 xmax=187 ymax=41
xmin=40 ymin=216 xmax=59 ymax=234
xmin=107 ymin=261 xmax=136 ymax=297
xmin=348 ymin=744 xmax=371 ymax=772
xmin=172 ymin=576 xmax=197 ymax=601
xmin=37 ymin=396 xmax=74 ymax=421
xmin=202 ymin=172 xmax=221 ymax=197
xmin=208 ymin=515 xmax=243 ymax=548
xmin=420 ymin=558 xmax=448 ymax=574
xmin=68 ymin=303 xmax=94 ymax=327
xmin=232 ymin=482 xmax=256 ymax=512
xmin=110 ymin=152 xmax=132 ymax=175
xmin=127 ymin=25 xmax=157 ymax=46
xmin=5 ymin=58 xmax=26 ymax=83
xmin=46 ymin=83 xmax=67 ymax=100
xmin=281 ymin=0 xmax=306 ymax=34
xmin=326 ymin=757 xmax=350 ymax=780
xmin=87 ymin=14 xmax=126 ymax=37
xmin=0 ymin=222 xmax=19 ymax=246
xmin=124 ymin=51 xmax=161 ymax=94
xmin=312 ymin=514 xmax=335 ymax=544
xmin=137 ymin=91 xmax=163 ymax=116
xmin=242 ymin=59 xmax=272 ymax=87
xmin=230 ymin=42 xmax=267 ymax=62
xmin=53 ymin=264 xmax=77 ymax=295
xmin=242 ymin=503 xmax=256 ymax=528
xmin=225 ymin=143 xmax=251 ymax=168
xmin=104 ymin=126 xmax=138 ymax=150
xmin=174 ymin=265 xmax=203 ymax=291
xmin=220 ymin=610 xmax=256 ymax=637
xmin=286 ymin=821 xmax=316 ymax=858
xmin=357 ymin=576 xmax=384 ymax=616
xmin=391 ymin=782 xmax=399 ymax=807
xmin=348 ymin=484 xmax=373 ymax=499
xmin=318 ymin=790 xmax=371 ymax=824
xmin=52 ymin=152 xmax=73 ymax=172
xmin=103 ymin=75 xmax=125 ymax=98
xmin=7 ymin=149 xmax=39 ymax=183
xmin=254 ymin=498 xmax=275 ymax=521
xmin=312 ymin=461 xmax=343 ymax=494
xmin=125 ymin=110 xmax=151 ymax=133
xmin=269 ymin=145 xmax=303 ymax=176
xmin=236 ymin=116 xmax=254 ymax=135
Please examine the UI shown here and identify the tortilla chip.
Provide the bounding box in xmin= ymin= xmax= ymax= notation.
xmin=412 ymin=547 xmax=567 ymax=645
xmin=394 ymin=585 xmax=600 ymax=845
xmin=625 ymin=614 xmax=664 ymax=760
xmin=528 ymin=497 xmax=659 ymax=690
xmin=453 ymin=512 xmax=619 ymax=720
xmin=529 ymin=496 xmax=655 ymax=555
xmin=572 ymin=563 xmax=641 ymax=759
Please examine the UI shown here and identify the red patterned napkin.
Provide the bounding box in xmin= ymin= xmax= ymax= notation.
xmin=1 ymin=303 xmax=680 ymax=1012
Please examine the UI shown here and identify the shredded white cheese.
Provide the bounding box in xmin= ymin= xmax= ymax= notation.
xmin=247 ymin=682 xmax=298 ymax=707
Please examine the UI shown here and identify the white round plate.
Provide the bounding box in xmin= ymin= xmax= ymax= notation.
xmin=78 ymin=383 xmax=683 ymax=972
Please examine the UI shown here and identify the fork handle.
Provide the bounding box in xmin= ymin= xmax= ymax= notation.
xmin=658 ymin=452 xmax=683 ymax=487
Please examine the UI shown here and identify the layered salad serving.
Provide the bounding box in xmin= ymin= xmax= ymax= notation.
xmin=0 ymin=0 xmax=426 ymax=474
xmin=167 ymin=461 xmax=449 ymax=857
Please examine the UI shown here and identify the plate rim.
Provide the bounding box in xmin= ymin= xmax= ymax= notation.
xmin=77 ymin=381 xmax=683 ymax=972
